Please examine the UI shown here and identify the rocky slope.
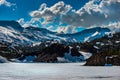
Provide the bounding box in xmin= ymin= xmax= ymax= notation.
xmin=0 ymin=39 xmax=98 ymax=63
xmin=2 ymin=20 xmax=119 ymax=64
xmin=85 ymin=32 xmax=120 ymax=66
xmin=0 ymin=32 xmax=119 ymax=64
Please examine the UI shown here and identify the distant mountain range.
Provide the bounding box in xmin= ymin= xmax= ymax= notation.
xmin=2 ymin=20 xmax=119 ymax=64
xmin=0 ymin=20 xmax=110 ymax=46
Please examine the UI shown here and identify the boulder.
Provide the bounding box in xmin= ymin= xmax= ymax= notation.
xmin=85 ymin=53 xmax=106 ymax=66
xmin=107 ymin=55 xmax=120 ymax=66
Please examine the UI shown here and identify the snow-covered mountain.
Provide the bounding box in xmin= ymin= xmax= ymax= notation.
xmin=0 ymin=21 xmax=28 ymax=45
xmin=2 ymin=21 xmax=120 ymax=63
xmin=0 ymin=21 xmax=110 ymax=46
xmin=57 ymin=27 xmax=110 ymax=42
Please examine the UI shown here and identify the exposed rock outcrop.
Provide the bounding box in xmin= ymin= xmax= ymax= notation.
xmin=85 ymin=53 xmax=106 ymax=66
xmin=35 ymin=43 xmax=69 ymax=62
xmin=85 ymin=32 xmax=120 ymax=66
xmin=106 ymin=55 xmax=120 ymax=66
xmin=35 ymin=43 xmax=86 ymax=62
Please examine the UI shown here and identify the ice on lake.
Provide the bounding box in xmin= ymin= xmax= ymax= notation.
xmin=0 ymin=63 xmax=120 ymax=80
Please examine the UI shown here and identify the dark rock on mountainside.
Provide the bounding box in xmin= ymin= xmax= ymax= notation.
xmin=85 ymin=32 xmax=120 ymax=66
xmin=35 ymin=43 xmax=84 ymax=62
xmin=0 ymin=42 xmax=21 ymax=60
xmin=85 ymin=53 xmax=120 ymax=66
xmin=106 ymin=55 xmax=120 ymax=66
xmin=71 ymin=48 xmax=80 ymax=57
xmin=85 ymin=53 xmax=106 ymax=66
xmin=35 ymin=43 xmax=69 ymax=62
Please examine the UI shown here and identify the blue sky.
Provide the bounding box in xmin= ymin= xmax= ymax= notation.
xmin=0 ymin=0 xmax=89 ymax=21
xmin=0 ymin=0 xmax=120 ymax=33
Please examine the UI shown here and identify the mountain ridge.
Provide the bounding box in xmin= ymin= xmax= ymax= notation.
xmin=0 ymin=20 xmax=111 ymax=45
xmin=0 ymin=20 xmax=119 ymax=64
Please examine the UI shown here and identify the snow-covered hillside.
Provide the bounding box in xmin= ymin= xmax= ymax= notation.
xmin=0 ymin=21 xmax=110 ymax=46
xmin=0 ymin=21 xmax=112 ymax=63
xmin=58 ymin=27 xmax=110 ymax=42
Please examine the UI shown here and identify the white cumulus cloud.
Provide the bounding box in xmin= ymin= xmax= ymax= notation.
xmin=23 ymin=0 xmax=120 ymax=33
xmin=0 ymin=0 xmax=15 ymax=7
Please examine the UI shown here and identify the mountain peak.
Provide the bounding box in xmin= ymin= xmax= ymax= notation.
xmin=0 ymin=20 xmax=23 ymax=32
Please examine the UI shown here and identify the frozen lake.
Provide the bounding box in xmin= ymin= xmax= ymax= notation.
xmin=0 ymin=63 xmax=120 ymax=80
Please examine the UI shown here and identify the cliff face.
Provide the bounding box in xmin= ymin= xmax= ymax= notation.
xmin=85 ymin=32 xmax=120 ymax=66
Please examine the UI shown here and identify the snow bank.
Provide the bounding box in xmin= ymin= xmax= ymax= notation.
xmin=79 ymin=51 xmax=92 ymax=59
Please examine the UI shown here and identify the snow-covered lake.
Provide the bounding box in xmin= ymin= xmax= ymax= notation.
xmin=0 ymin=63 xmax=120 ymax=80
